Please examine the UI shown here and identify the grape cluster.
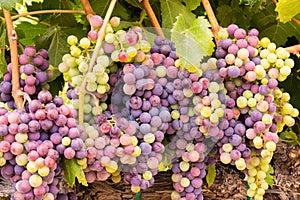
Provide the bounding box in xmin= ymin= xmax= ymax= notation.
xmin=0 ymin=46 xmax=50 ymax=109
xmin=59 ymin=16 xmax=152 ymax=125
xmin=215 ymin=24 xmax=298 ymax=200
xmin=0 ymin=90 xmax=85 ymax=199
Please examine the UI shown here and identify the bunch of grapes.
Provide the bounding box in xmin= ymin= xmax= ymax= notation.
xmin=59 ymin=14 xmax=153 ymax=126
xmin=0 ymin=46 xmax=50 ymax=109
xmin=214 ymin=24 xmax=298 ymax=200
xmin=0 ymin=90 xmax=86 ymax=199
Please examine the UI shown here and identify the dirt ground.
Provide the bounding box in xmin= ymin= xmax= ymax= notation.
xmin=0 ymin=143 xmax=299 ymax=200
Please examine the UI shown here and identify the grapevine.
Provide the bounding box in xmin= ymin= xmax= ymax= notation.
xmin=0 ymin=0 xmax=299 ymax=200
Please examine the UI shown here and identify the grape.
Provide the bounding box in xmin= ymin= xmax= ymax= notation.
xmin=89 ymin=15 xmax=103 ymax=29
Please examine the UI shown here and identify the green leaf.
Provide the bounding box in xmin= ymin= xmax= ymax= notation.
xmin=160 ymin=0 xmax=195 ymax=29
xmin=206 ymin=164 xmax=216 ymax=187
xmin=259 ymin=22 xmax=300 ymax=47
xmin=181 ymin=0 xmax=200 ymax=11
xmin=265 ymin=164 xmax=274 ymax=186
xmin=125 ymin=0 xmax=143 ymax=9
xmin=279 ymin=129 xmax=299 ymax=145
xmin=15 ymin=22 xmax=48 ymax=46
xmin=0 ymin=23 xmax=7 ymax=79
xmin=158 ymin=145 xmax=174 ymax=172
xmin=279 ymin=55 xmax=300 ymax=110
xmin=239 ymin=0 xmax=259 ymax=6
xmin=275 ymin=0 xmax=300 ymax=23
xmin=35 ymin=26 xmax=85 ymax=68
xmin=171 ymin=15 xmax=215 ymax=68
xmin=0 ymin=0 xmax=21 ymax=10
xmin=62 ymin=158 xmax=87 ymax=187
xmin=252 ymin=4 xmax=300 ymax=46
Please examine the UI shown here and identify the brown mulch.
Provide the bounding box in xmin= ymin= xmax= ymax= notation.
xmin=0 ymin=143 xmax=299 ymax=200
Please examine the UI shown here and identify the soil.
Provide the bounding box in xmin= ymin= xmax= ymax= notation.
xmin=0 ymin=143 xmax=299 ymax=200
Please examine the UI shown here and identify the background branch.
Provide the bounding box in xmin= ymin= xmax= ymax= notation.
xmin=80 ymin=0 xmax=95 ymax=20
xmin=3 ymin=9 xmax=23 ymax=109
xmin=11 ymin=10 xmax=86 ymax=20
xmin=201 ymin=0 xmax=220 ymax=45
xmin=285 ymin=44 xmax=300 ymax=55
xmin=142 ymin=0 xmax=165 ymax=38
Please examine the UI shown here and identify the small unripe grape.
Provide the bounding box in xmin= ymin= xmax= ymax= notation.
xmin=67 ymin=35 xmax=78 ymax=45
xmin=29 ymin=174 xmax=43 ymax=187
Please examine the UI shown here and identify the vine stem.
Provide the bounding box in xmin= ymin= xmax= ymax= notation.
xmin=11 ymin=10 xmax=86 ymax=20
xmin=78 ymin=0 xmax=117 ymax=124
xmin=3 ymin=9 xmax=23 ymax=109
xmin=201 ymin=0 xmax=221 ymax=44
xmin=285 ymin=44 xmax=300 ymax=55
xmin=80 ymin=0 xmax=95 ymax=20
xmin=271 ymin=0 xmax=300 ymax=26
xmin=142 ymin=0 xmax=165 ymax=38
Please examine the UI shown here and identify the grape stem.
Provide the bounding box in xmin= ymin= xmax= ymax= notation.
xmin=86 ymin=91 xmax=102 ymax=115
xmin=285 ymin=44 xmax=300 ymax=55
xmin=141 ymin=0 xmax=165 ymax=38
xmin=80 ymin=0 xmax=95 ymax=20
xmin=78 ymin=0 xmax=117 ymax=125
xmin=3 ymin=9 xmax=24 ymax=109
xmin=11 ymin=10 xmax=86 ymax=20
xmin=271 ymin=0 xmax=300 ymax=26
xmin=201 ymin=0 xmax=221 ymax=44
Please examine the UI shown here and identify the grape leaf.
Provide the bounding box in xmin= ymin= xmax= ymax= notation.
xmin=62 ymin=158 xmax=87 ymax=187
xmin=275 ymin=0 xmax=300 ymax=23
xmin=15 ymin=22 xmax=48 ymax=46
xmin=279 ymin=129 xmax=300 ymax=146
xmin=160 ymin=0 xmax=195 ymax=29
xmin=0 ymin=0 xmax=21 ymax=10
xmin=0 ymin=23 xmax=7 ymax=79
xmin=171 ymin=15 xmax=215 ymax=68
xmin=252 ymin=4 xmax=300 ymax=46
xmin=181 ymin=0 xmax=200 ymax=11
xmin=216 ymin=0 xmax=262 ymax=29
xmin=206 ymin=164 xmax=216 ymax=187
xmin=260 ymin=22 xmax=300 ymax=47
xmin=265 ymin=164 xmax=274 ymax=186
xmin=90 ymin=0 xmax=134 ymax=22
xmin=125 ymin=0 xmax=143 ymax=9
xmin=239 ymin=0 xmax=258 ymax=6
xmin=279 ymin=55 xmax=300 ymax=110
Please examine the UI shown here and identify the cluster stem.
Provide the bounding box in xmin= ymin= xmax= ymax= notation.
xmin=78 ymin=0 xmax=117 ymax=124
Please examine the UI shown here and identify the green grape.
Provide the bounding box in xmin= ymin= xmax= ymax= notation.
xmin=27 ymin=161 xmax=38 ymax=173
xmin=70 ymin=45 xmax=82 ymax=57
xmin=86 ymin=82 xmax=97 ymax=92
xmin=96 ymin=73 xmax=109 ymax=84
xmin=78 ymin=61 xmax=89 ymax=73
xmin=58 ymin=62 xmax=69 ymax=73
xmin=84 ymin=104 xmax=92 ymax=114
xmin=97 ymin=55 xmax=110 ymax=67
xmin=140 ymin=40 xmax=151 ymax=52
xmin=29 ymin=174 xmax=43 ymax=187
xmin=97 ymin=84 xmax=107 ymax=94
xmin=126 ymin=46 xmax=137 ymax=58
xmin=85 ymin=72 xmax=97 ymax=83
xmin=79 ymin=37 xmax=91 ymax=49
xmin=68 ymin=67 xmax=80 ymax=77
xmin=105 ymin=33 xmax=115 ymax=43
xmin=267 ymin=42 xmax=276 ymax=52
xmin=67 ymin=35 xmax=78 ymax=45
xmin=259 ymin=37 xmax=271 ymax=48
